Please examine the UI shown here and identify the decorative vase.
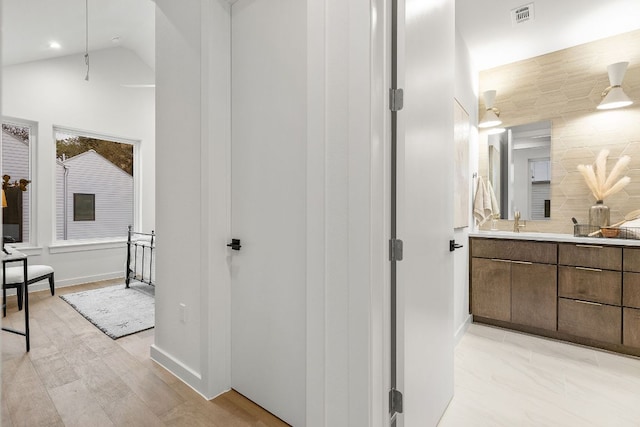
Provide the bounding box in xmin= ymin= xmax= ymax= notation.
xmin=589 ymin=200 xmax=610 ymax=228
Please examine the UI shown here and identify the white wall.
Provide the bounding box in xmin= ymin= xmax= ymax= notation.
xmin=153 ymin=0 xmax=387 ymax=425
xmin=153 ymin=0 xmax=209 ymax=390
xmin=2 ymin=47 xmax=155 ymax=287
xmin=453 ymin=28 xmax=478 ymax=342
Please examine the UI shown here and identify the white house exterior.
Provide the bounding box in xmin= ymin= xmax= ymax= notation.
xmin=56 ymin=149 xmax=133 ymax=240
xmin=1 ymin=129 xmax=30 ymax=243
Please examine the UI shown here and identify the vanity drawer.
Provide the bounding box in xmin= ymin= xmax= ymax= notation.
xmin=558 ymin=266 xmax=621 ymax=306
xmin=559 ymin=243 xmax=621 ymax=270
xmin=623 ymin=307 xmax=640 ymax=348
xmin=558 ymin=298 xmax=621 ymax=344
xmin=471 ymin=238 xmax=556 ymax=264
xmin=623 ymin=272 xmax=640 ymax=309
xmin=623 ymin=247 xmax=640 ymax=272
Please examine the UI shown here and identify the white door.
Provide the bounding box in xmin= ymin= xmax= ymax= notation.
xmin=396 ymin=0 xmax=455 ymax=425
xmin=230 ymin=1 xmax=306 ymax=426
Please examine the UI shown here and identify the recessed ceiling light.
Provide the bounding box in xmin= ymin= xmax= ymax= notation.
xmin=49 ymin=41 xmax=61 ymax=49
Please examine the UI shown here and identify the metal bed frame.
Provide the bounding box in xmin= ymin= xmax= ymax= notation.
xmin=125 ymin=225 xmax=155 ymax=288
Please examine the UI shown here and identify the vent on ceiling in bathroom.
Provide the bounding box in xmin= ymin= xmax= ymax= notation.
xmin=511 ymin=3 xmax=535 ymax=25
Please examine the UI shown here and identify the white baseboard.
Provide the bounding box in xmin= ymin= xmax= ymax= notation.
xmin=454 ymin=314 xmax=472 ymax=346
xmin=150 ymin=344 xmax=217 ymax=400
xmin=55 ymin=271 xmax=124 ymax=288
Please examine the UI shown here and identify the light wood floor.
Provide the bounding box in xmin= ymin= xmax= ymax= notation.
xmin=9 ymin=282 xmax=640 ymax=427
xmin=439 ymin=322 xmax=640 ymax=426
xmin=1 ymin=280 xmax=289 ymax=427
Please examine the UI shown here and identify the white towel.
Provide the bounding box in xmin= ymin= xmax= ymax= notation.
xmin=488 ymin=180 xmax=500 ymax=219
xmin=473 ymin=176 xmax=492 ymax=225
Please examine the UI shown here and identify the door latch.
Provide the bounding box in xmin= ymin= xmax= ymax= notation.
xmin=227 ymin=239 xmax=242 ymax=251
xmin=449 ymin=240 xmax=463 ymax=252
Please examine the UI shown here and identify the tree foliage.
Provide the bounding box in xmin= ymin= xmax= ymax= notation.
xmin=56 ymin=136 xmax=133 ymax=176
xmin=2 ymin=124 xmax=29 ymax=143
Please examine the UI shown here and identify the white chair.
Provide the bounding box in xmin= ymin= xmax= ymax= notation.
xmin=2 ymin=264 xmax=55 ymax=316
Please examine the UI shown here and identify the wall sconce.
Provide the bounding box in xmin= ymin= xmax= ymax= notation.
xmin=479 ymin=90 xmax=503 ymax=129
xmin=597 ymin=62 xmax=633 ymax=110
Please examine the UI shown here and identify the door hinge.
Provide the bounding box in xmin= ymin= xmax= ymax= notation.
xmin=389 ymin=88 xmax=404 ymax=112
xmin=389 ymin=388 xmax=403 ymax=415
xmin=389 ymin=238 xmax=403 ymax=262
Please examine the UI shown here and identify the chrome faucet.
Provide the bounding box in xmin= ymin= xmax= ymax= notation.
xmin=513 ymin=210 xmax=526 ymax=232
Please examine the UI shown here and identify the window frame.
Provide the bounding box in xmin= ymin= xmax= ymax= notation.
xmin=73 ymin=193 xmax=96 ymax=221
xmin=52 ymin=125 xmax=140 ymax=244
xmin=2 ymin=116 xmax=38 ymax=248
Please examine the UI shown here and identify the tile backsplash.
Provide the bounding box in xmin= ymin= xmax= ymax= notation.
xmin=478 ymin=29 xmax=640 ymax=234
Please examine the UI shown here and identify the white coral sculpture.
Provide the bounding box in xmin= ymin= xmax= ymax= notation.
xmin=577 ymin=149 xmax=631 ymax=202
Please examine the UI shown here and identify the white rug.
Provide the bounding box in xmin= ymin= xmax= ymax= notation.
xmin=60 ymin=283 xmax=154 ymax=339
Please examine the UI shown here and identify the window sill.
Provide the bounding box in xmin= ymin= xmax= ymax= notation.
xmin=49 ymin=238 xmax=127 ymax=254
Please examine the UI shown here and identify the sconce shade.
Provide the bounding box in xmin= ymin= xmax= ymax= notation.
xmin=479 ymin=109 xmax=502 ymax=128
xmin=1 ymin=190 xmax=6 ymax=208
xmin=487 ymin=127 xmax=506 ymax=135
xmin=597 ymin=62 xmax=633 ymax=110
xmin=479 ymin=90 xmax=503 ymax=128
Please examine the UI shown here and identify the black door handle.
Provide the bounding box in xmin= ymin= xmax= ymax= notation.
xmin=227 ymin=239 xmax=242 ymax=251
xmin=449 ymin=240 xmax=463 ymax=252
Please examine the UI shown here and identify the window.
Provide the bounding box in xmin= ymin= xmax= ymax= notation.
xmin=2 ymin=118 xmax=36 ymax=245
xmin=73 ymin=194 xmax=95 ymax=221
xmin=55 ymin=128 xmax=136 ymax=241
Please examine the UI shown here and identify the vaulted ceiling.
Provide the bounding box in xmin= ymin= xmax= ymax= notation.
xmin=2 ymin=0 xmax=155 ymax=70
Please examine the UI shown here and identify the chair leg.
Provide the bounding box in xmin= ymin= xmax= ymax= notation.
xmin=2 ymin=286 xmax=6 ymax=317
xmin=49 ymin=273 xmax=55 ymax=296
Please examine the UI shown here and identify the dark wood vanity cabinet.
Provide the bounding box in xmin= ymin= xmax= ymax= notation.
xmin=470 ymin=238 xmax=557 ymax=331
xmin=470 ymin=237 xmax=640 ymax=356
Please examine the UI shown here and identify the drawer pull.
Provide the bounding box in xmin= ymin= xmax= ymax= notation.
xmin=575 ymin=266 xmax=603 ymax=272
xmin=574 ymin=300 xmax=603 ymax=306
xmin=491 ymin=259 xmax=511 ymax=263
xmin=511 ymin=260 xmax=533 ymax=265
xmin=575 ymin=244 xmax=603 ymax=249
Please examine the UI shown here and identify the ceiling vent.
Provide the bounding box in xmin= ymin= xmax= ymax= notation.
xmin=511 ymin=3 xmax=535 ymax=25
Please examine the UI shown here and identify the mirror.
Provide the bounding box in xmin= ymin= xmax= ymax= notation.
xmin=488 ymin=120 xmax=551 ymax=221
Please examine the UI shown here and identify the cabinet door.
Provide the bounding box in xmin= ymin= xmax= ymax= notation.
xmin=471 ymin=258 xmax=511 ymax=322
xmin=623 ymin=307 xmax=640 ymax=348
xmin=623 ymin=272 xmax=640 ymax=309
xmin=558 ymin=298 xmax=621 ymax=344
xmin=623 ymin=248 xmax=640 ymax=272
xmin=511 ymin=262 xmax=557 ymax=330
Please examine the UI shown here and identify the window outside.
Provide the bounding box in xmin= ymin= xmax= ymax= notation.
xmin=2 ymin=120 xmax=33 ymax=245
xmin=55 ymin=130 xmax=134 ymax=240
